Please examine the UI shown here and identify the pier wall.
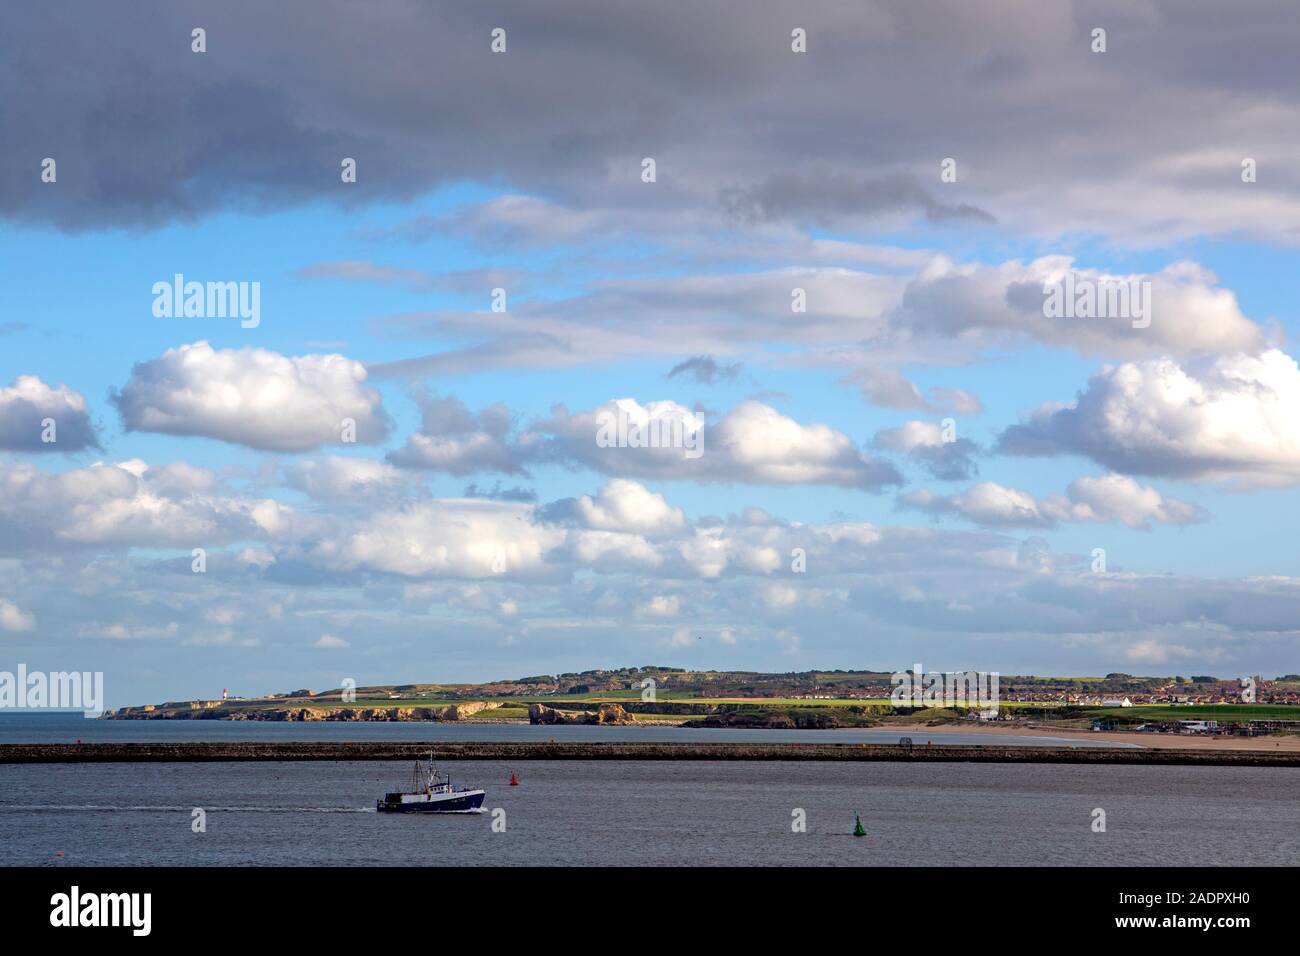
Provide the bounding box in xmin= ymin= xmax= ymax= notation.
xmin=2 ymin=741 xmax=1298 ymax=767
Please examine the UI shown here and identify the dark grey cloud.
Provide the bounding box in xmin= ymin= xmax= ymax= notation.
xmin=6 ymin=1 xmax=1300 ymax=241
xmin=534 ymin=496 xmax=580 ymax=526
xmin=996 ymin=422 xmax=1070 ymax=458
xmin=463 ymin=481 xmax=538 ymax=503
xmin=387 ymin=395 xmax=528 ymax=475
xmin=721 ymin=171 xmax=995 ymax=227
xmin=871 ymin=420 xmax=980 ymax=481
xmin=666 ymin=355 xmax=743 ymax=384
xmin=909 ymin=439 xmax=981 ymax=481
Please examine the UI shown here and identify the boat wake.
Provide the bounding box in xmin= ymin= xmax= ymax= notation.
xmin=401 ymin=807 xmax=486 ymax=814
xmin=0 ymin=804 xmax=377 ymax=813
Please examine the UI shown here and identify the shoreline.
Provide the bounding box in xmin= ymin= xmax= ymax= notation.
xmin=3 ymin=740 xmax=1299 ymax=766
xmin=87 ymin=713 xmax=1300 ymax=751
xmin=881 ymin=722 xmax=1300 ymax=752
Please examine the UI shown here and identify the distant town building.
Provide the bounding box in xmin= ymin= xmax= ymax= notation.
xmin=1100 ymin=697 xmax=1132 ymax=707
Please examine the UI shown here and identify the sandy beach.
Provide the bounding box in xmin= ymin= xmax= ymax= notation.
xmin=885 ymin=722 xmax=1300 ymax=752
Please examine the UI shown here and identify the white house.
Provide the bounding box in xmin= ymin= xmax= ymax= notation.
xmin=1100 ymin=697 xmax=1133 ymax=707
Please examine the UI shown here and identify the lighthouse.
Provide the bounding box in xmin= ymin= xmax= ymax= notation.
xmin=222 ymin=688 xmax=228 ymax=701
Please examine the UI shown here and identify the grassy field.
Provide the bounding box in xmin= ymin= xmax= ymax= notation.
xmin=468 ymin=705 xmax=529 ymax=720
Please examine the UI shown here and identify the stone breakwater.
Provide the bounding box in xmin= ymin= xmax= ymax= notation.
xmin=2 ymin=741 xmax=1298 ymax=766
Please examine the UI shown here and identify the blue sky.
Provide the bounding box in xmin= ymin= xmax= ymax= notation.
xmin=3 ymin=1 xmax=1300 ymax=706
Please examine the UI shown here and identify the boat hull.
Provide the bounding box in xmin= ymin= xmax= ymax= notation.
xmin=376 ymin=789 xmax=486 ymax=813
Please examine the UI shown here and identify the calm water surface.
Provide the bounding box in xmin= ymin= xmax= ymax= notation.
xmin=1 ymin=759 xmax=1295 ymax=866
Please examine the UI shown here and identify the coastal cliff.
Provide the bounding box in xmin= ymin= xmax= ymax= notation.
xmin=528 ymin=703 xmax=635 ymax=725
xmin=103 ymin=701 xmax=501 ymax=722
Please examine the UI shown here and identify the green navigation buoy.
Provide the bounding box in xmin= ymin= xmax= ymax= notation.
xmin=853 ymin=812 xmax=866 ymax=837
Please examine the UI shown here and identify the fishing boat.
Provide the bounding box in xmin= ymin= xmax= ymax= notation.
xmin=376 ymin=752 xmax=486 ymax=813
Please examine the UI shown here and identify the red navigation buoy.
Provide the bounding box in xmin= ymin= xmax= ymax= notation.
xmin=509 ymin=771 xmax=519 ymax=786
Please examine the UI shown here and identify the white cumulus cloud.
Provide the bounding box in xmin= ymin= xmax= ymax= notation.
xmin=526 ymin=399 xmax=900 ymax=490
xmin=998 ymin=349 xmax=1300 ymax=486
xmin=112 ymin=341 xmax=391 ymax=452
xmin=0 ymin=599 xmax=35 ymax=632
xmin=902 ymin=475 xmax=1204 ymax=530
xmin=0 ymin=375 xmax=98 ymax=452
xmin=0 ymin=460 xmax=295 ymax=552
xmin=575 ymin=479 xmax=685 ymax=533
